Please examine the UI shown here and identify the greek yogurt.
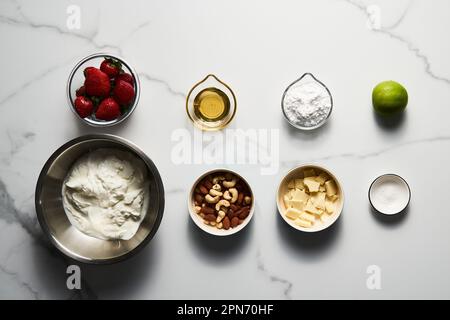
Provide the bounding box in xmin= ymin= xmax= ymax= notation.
xmin=62 ymin=148 xmax=149 ymax=240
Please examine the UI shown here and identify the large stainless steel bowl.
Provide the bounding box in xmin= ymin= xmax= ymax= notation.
xmin=35 ymin=134 xmax=165 ymax=264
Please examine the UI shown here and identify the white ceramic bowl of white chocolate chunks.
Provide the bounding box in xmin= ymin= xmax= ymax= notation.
xmin=277 ymin=164 xmax=344 ymax=232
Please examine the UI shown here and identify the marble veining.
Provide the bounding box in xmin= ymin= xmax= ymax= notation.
xmin=281 ymin=135 xmax=450 ymax=168
xmin=139 ymin=72 xmax=186 ymax=99
xmin=344 ymin=0 xmax=450 ymax=85
xmin=256 ymin=249 xmax=293 ymax=300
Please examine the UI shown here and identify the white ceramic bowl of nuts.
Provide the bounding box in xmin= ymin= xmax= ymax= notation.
xmin=188 ymin=169 xmax=255 ymax=236
xmin=277 ymin=164 xmax=344 ymax=232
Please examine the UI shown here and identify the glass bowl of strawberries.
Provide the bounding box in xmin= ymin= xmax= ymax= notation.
xmin=67 ymin=53 xmax=140 ymax=127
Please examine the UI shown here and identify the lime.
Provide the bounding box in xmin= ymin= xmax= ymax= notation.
xmin=372 ymin=81 xmax=408 ymax=116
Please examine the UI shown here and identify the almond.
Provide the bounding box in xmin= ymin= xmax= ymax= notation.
xmin=203 ymin=180 xmax=213 ymax=190
xmin=199 ymin=185 xmax=209 ymax=195
xmin=205 ymin=214 xmax=216 ymax=222
xmin=230 ymin=204 xmax=240 ymax=212
xmin=223 ymin=216 xmax=230 ymax=230
xmin=237 ymin=193 xmax=244 ymax=205
xmin=228 ymin=209 xmax=237 ymax=219
xmin=194 ymin=194 xmax=203 ymax=204
xmin=231 ymin=217 xmax=239 ymax=228
xmin=238 ymin=207 xmax=250 ymax=219
xmin=201 ymin=206 xmax=215 ymax=215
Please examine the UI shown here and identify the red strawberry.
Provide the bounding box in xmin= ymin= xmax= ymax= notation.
xmin=83 ymin=67 xmax=95 ymax=77
xmin=100 ymin=58 xmax=122 ymax=78
xmin=95 ymin=97 xmax=120 ymax=121
xmin=74 ymin=96 xmax=93 ymax=118
xmin=113 ymin=80 xmax=135 ymax=105
xmin=84 ymin=67 xmax=110 ymax=97
xmin=115 ymin=73 xmax=134 ymax=86
xmin=75 ymin=86 xmax=85 ymax=97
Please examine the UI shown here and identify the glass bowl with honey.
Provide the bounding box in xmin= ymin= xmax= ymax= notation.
xmin=186 ymin=74 xmax=237 ymax=131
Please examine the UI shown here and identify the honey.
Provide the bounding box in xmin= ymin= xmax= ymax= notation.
xmin=193 ymin=87 xmax=230 ymax=122
xmin=186 ymin=74 xmax=236 ymax=131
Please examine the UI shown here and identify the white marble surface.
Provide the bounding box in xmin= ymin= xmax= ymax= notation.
xmin=1 ymin=0 xmax=450 ymax=299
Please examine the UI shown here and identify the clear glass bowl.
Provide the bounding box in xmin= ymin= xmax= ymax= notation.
xmin=186 ymin=74 xmax=237 ymax=131
xmin=281 ymin=73 xmax=333 ymax=130
xmin=66 ymin=53 xmax=140 ymax=127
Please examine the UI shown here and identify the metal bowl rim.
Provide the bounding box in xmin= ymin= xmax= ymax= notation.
xmin=35 ymin=134 xmax=165 ymax=264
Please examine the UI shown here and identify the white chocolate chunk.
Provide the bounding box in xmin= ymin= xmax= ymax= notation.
xmin=294 ymin=179 xmax=305 ymax=190
xmin=327 ymin=194 xmax=338 ymax=202
xmin=305 ymin=199 xmax=320 ymax=215
xmin=283 ymin=171 xmax=340 ymax=229
xmin=315 ymin=173 xmax=328 ymax=185
xmin=325 ymin=180 xmax=338 ymax=196
xmin=283 ymin=195 xmax=290 ymax=207
xmin=285 ymin=208 xmax=302 ymax=220
xmin=287 ymin=180 xmax=295 ymax=189
xmin=292 ymin=189 xmax=309 ymax=202
xmin=311 ymin=192 xmax=326 ymax=210
xmin=287 ymin=199 xmax=305 ymax=211
xmin=325 ymin=199 xmax=335 ymax=214
xmin=303 ymin=169 xmax=316 ymax=178
xmin=295 ymin=218 xmax=312 ymax=228
xmin=300 ymin=211 xmax=315 ymax=223
xmin=304 ymin=177 xmax=321 ymax=193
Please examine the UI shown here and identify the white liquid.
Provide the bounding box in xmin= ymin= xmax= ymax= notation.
xmin=370 ymin=175 xmax=410 ymax=215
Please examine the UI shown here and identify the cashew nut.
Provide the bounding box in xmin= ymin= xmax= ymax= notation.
xmin=216 ymin=210 xmax=226 ymax=223
xmin=205 ymin=194 xmax=220 ymax=203
xmin=217 ymin=222 xmax=223 ymax=229
xmin=194 ymin=206 xmax=201 ymax=214
xmin=215 ymin=199 xmax=231 ymax=211
xmin=212 ymin=184 xmax=222 ymax=191
xmin=212 ymin=176 xmax=226 ymax=184
xmin=209 ymin=189 xmax=223 ymax=197
xmin=223 ymin=179 xmax=237 ymax=188
xmin=229 ymin=188 xmax=238 ymax=203
xmin=244 ymin=196 xmax=252 ymax=205
xmin=223 ymin=191 xmax=232 ymax=201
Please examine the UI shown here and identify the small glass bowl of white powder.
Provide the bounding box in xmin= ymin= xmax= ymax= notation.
xmin=281 ymin=73 xmax=333 ymax=130
xmin=369 ymin=174 xmax=411 ymax=215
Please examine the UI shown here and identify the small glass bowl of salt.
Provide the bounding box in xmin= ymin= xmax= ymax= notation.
xmin=281 ymin=73 xmax=333 ymax=130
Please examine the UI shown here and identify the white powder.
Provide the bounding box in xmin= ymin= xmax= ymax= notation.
xmin=370 ymin=175 xmax=410 ymax=215
xmin=282 ymin=74 xmax=332 ymax=128
xmin=62 ymin=148 xmax=149 ymax=240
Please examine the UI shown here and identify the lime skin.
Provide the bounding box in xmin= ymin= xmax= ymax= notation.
xmin=372 ymin=81 xmax=408 ymax=116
